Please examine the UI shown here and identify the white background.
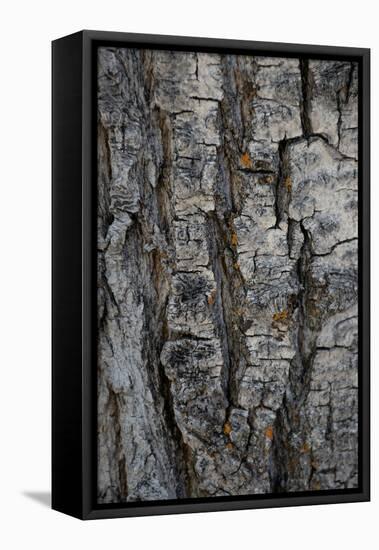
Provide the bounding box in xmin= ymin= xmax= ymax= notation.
xmin=0 ymin=1 xmax=376 ymax=548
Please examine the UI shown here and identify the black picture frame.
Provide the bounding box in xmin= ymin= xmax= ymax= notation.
xmin=52 ymin=30 xmax=370 ymax=520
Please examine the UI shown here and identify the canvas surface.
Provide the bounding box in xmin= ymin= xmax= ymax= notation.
xmin=96 ymin=47 xmax=358 ymax=503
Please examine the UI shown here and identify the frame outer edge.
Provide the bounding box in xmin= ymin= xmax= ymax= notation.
xmin=72 ymin=31 xmax=370 ymax=519
xmin=82 ymin=29 xmax=369 ymax=57
xmin=82 ymin=30 xmax=94 ymax=519
xmin=52 ymin=31 xmax=85 ymax=520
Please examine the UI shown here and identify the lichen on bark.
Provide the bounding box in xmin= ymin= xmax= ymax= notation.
xmin=97 ymin=47 xmax=359 ymax=503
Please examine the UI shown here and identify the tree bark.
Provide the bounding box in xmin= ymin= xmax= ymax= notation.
xmin=97 ymin=48 xmax=358 ymax=503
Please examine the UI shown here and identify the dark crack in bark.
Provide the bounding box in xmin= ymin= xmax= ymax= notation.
xmin=299 ymin=58 xmax=313 ymax=137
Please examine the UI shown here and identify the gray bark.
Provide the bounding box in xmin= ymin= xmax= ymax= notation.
xmin=97 ymin=48 xmax=358 ymax=503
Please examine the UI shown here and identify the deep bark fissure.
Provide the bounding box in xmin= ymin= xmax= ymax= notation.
xmin=271 ymin=220 xmax=319 ymax=491
xmin=206 ymin=212 xmax=236 ymax=414
xmin=274 ymin=139 xmax=291 ymax=228
xmin=147 ymin=96 xmax=192 ymax=497
xmin=299 ymin=58 xmax=313 ymax=137
xmin=336 ymin=90 xmax=343 ymax=148
xmin=106 ymin=383 xmax=128 ymax=502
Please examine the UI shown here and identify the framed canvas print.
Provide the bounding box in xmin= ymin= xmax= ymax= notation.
xmin=52 ymin=30 xmax=370 ymax=519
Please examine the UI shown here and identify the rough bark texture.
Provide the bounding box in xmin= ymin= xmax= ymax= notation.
xmin=97 ymin=48 xmax=358 ymax=503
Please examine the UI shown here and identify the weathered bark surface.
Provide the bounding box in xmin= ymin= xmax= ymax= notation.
xmin=97 ymin=48 xmax=358 ymax=503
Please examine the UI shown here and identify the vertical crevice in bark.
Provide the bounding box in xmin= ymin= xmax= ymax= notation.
xmin=235 ymin=56 xmax=259 ymax=152
xmin=300 ymin=58 xmax=313 ymax=137
xmin=271 ymin=221 xmax=319 ymax=491
xmin=118 ymin=456 xmax=128 ymax=500
xmin=154 ymin=105 xmax=175 ymax=237
xmin=145 ymin=86 xmax=192 ymax=497
xmin=97 ymin=122 xmax=114 ymax=239
xmin=336 ymin=90 xmax=343 ymax=148
xmin=274 ymin=139 xmax=292 ymax=228
xmin=157 ymin=345 xmax=192 ymax=497
xmin=345 ymin=62 xmax=355 ymax=105
xmin=269 ymin=405 xmax=288 ymax=492
xmin=106 ymin=383 xmax=128 ymax=502
xmin=204 ymin=68 xmax=254 ymax=417
xmin=295 ymin=222 xmax=316 ymax=390
xmin=206 ymin=212 xmax=236 ymax=415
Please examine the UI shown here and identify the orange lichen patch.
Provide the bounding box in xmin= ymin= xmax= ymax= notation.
xmin=265 ymin=426 xmax=274 ymax=440
xmin=223 ymin=421 xmax=233 ymax=436
xmin=300 ymin=442 xmax=311 ymax=454
xmin=207 ymin=289 xmax=217 ymax=306
xmin=241 ymin=151 xmax=253 ymax=169
xmin=272 ymin=310 xmax=288 ymax=322
xmin=226 ymin=442 xmax=234 ymax=450
xmin=284 ymin=176 xmax=292 ymax=192
xmin=231 ymin=231 xmax=238 ymax=246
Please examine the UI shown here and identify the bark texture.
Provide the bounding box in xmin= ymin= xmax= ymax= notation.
xmin=97 ymin=48 xmax=358 ymax=503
